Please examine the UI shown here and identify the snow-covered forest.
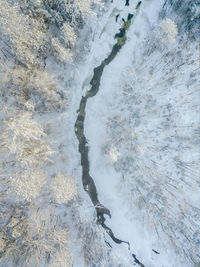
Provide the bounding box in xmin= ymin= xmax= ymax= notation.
xmin=0 ymin=0 xmax=199 ymax=266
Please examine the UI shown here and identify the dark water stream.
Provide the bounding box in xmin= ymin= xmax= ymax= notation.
xmin=75 ymin=4 xmax=145 ymax=266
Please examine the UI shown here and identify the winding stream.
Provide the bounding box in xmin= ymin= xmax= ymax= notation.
xmin=75 ymin=3 xmax=144 ymax=266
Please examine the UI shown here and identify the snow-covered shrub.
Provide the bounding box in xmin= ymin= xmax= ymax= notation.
xmin=50 ymin=173 xmax=77 ymax=204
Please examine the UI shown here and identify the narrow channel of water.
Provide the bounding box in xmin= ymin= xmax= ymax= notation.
xmin=75 ymin=3 xmax=144 ymax=266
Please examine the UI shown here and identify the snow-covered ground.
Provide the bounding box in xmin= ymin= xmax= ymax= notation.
xmin=72 ymin=0 xmax=200 ymax=266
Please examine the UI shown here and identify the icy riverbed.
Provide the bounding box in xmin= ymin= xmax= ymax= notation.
xmin=76 ymin=0 xmax=200 ymax=266
xmin=67 ymin=1 xmax=199 ymax=267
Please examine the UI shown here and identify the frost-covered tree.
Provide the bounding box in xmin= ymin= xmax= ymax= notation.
xmin=105 ymin=145 xmax=120 ymax=163
xmin=154 ymin=18 xmax=178 ymax=44
xmin=9 ymin=170 xmax=46 ymax=202
xmin=50 ymin=173 xmax=77 ymax=204
xmin=1 ymin=112 xmax=53 ymax=166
